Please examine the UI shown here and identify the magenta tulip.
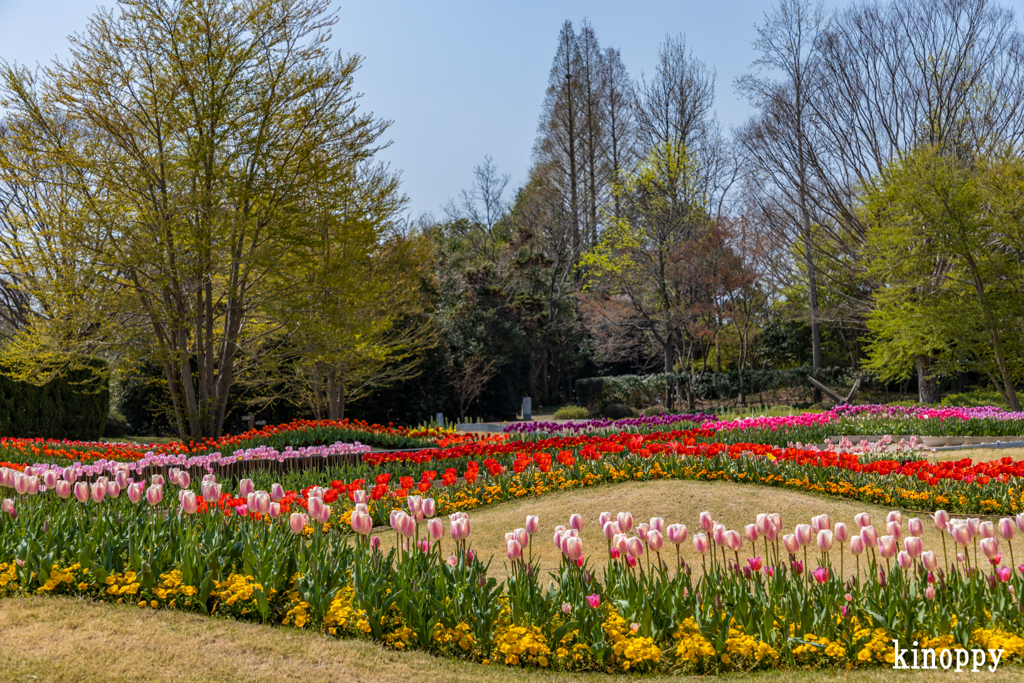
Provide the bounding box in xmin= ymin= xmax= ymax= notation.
xmin=997 ymin=566 xmax=1012 ymax=582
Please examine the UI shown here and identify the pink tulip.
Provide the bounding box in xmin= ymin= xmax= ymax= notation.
xmin=783 ymin=534 xmax=800 ymax=554
xmin=817 ymin=529 xmax=834 ymax=552
xmin=308 ymin=496 xmax=325 ymax=521
xmin=627 ymin=537 xmax=644 ymax=558
xmin=180 ymin=490 xmax=199 ymax=514
xmin=239 ymin=479 xmax=255 ymax=497
xmin=2 ymin=499 xmax=14 ymax=519
xmin=637 ymin=523 xmax=650 ymax=541
xmin=850 ymin=535 xmax=865 ymax=555
xmin=725 ymin=530 xmax=743 ymax=552
xmin=981 ymin=537 xmax=1000 ymax=560
xmin=967 ymin=518 xmax=981 ymax=538
xmin=599 ymin=511 xmax=612 ymax=527
xmin=369 ymin=535 xmax=381 ymax=550
xmin=748 ymin=556 xmax=763 ymax=572
xmin=507 ymin=539 xmax=522 ymax=560
xmin=886 ymin=521 xmax=902 ymax=541
xmin=933 ymin=510 xmax=950 ymax=531
xmin=408 ymin=495 xmax=423 ymax=517
xmin=289 ymin=512 xmax=308 ymax=534
xmin=269 ymin=503 xmax=281 ymax=519
xmin=127 ymin=482 xmax=144 ymax=504
xmin=712 ymin=523 xmax=726 ymax=546
xmin=55 ymin=480 xmax=72 ymax=499
xmin=648 ymin=530 xmax=664 ymax=552
xmin=1017 ymin=512 xmax=1024 ymax=533
xmin=897 ymin=551 xmax=912 ymax=570
xmin=255 ymin=491 xmax=271 ymax=515
xmin=13 ymin=474 xmax=28 ymax=496
xmin=769 ymin=513 xmax=781 ymax=530
xmin=63 ymin=467 xmax=77 ymax=484
xmin=693 ymin=533 xmax=709 ymax=555
xmin=811 ymin=514 xmax=831 ymax=533
xmin=525 ymin=515 xmax=539 ymax=534
xmin=201 ymin=481 xmax=221 ymax=503
xmin=908 ymin=518 xmax=923 ymax=537
xmin=565 ymin=536 xmax=584 ymax=561
xmin=421 ymin=498 xmax=436 ymax=518
xmin=308 ymin=486 xmax=325 ymax=499
xmin=925 ymin=586 xmax=936 ymax=600
xmin=603 ymin=521 xmax=619 ymax=540
xmin=270 ymin=483 xmax=285 ymax=502
xmin=569 ymin=513 xmax=583 ymax=531
xmin=650 ymin=517 xmax=665 ymax=533
xmin=351 ymin=510 xmax=372 ymax=535
xmin=861 ymin=525 xmax=878 ymax=547
xmin=811 ymin=566 xmax=829 ymax=584
xmin=90 ymin=482 xmax=106 ymax=503
xmin=699 ymin=511 xmax=713 ymax=532
xmin=74 ymin=482 xmax=89 ymax=503
xmin=177 ymin=471 xmax=190 ymax=489
xmin=854 ymin=512 xmax=871 ymax=528
xmin=512 ymin=528 xmax=527 ymax=547
xmin=107 ymin=482 xmax=121 ymax=499
xmin=886 ymin=511 xmax=902 ymax=524
xmin=151 ymin=475 xmax=164 ymax=487
xmin=146 ymin=485 xmax=163 ymax=506
xmin=26 ymin=476 xmax=39 ymax=496
xmin=745 ymin=524 xmax=759 ymax=543
xmin=834 ymin=522 xmax=849 ymax=543
xmin=980 ymin=521 xmax=996 ymax=539
xmin=1000 ymin=518 xmax=1016 ymax=541
xmin=904 ymin=536 xmax=923 ymax=559
xmin=795 ymin=524 xmax=813 ymax=546
xmin=756 ymin=513 xmax=772 ymax=535
xmin=43 ymin=470 xmax=58 ymax=489
xmin=617 ymin=511 xmax=633 ymax=533
xmin=951 ymin=523 xmax=971 ymax=547
xmin=614 ymin=533 xmax=629 ymax=556
xmin=667 ymin=524 xmax=687 ymax=545
xmin=997 ymin=566 xmax=1012 ymax=582
xmin=427 ymin=518 xmax=444 ymax=540
xmin=878 ymin=535 xmax=897 ymax=559
xmin=922 ymin=550 xmax=938 ymax=571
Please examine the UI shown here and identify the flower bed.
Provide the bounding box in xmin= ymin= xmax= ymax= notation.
xmin=3 ymin=472 xmax=1024 ymax=673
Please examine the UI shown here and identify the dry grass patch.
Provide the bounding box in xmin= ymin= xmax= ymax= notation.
xmin=930 ymin=447 xmax=1024 ymax=463
xmin=2 ymin=595 xmax=1019 ymax=683
xmin=380 ymin=479 xmax=963 ymax=580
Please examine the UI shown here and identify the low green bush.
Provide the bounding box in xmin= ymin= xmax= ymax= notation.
xmin=940 ymin=389 xmax=1008 ymax=409
xmin=641 ymin=405 xmax=668 ymax=416
xmin=552 ymin=405 xmax=589 ymax=420
xmin=602 ymin=403 xmax=637 ymax=419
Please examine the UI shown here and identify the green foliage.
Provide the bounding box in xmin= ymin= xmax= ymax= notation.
xmin=0 ymin=357 xmax=108 ymax=440
xmin=939 ymin=390 xmax=1009 ymax=409
xmin=552 ymin=405 xmax=589 ymax=420
xmin=640 ymin=405 xmax=669 ymax=417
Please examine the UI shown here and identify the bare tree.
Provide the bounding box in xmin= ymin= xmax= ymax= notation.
xmin=736 ymin=0 xmax=828 ymax=397
xmin=601 ymin=46 xmax=636 ymax=219
xmin=444 ymin=155 xmax=510 ymax=263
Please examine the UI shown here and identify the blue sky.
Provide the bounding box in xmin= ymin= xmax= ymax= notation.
xmin=2 ymin=1 xmax=1023 ymax=219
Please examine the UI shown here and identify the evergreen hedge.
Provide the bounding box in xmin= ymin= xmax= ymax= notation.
xmin=0 ymin=358 xmax=110 ymax=440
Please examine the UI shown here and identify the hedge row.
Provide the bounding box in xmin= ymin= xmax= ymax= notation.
xmin=0 ymin=358 xmax=109 ymax=440
xmin=575 ymin=366 xmax=856 ymax=409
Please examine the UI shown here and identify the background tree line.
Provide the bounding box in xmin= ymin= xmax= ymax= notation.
xmin=4 ymin=0 xmax=1024 ymax=438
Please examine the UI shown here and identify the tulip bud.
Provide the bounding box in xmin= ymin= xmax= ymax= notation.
xmin=926 ymin=586 xmax=936 ymax=600
xmin=289 ymin=512 xmax=308 ymax=534
xmin=525 ymin=514 xmax=539 ymax=535
xmin=146 ymin=484 xmax=163 ymax=506
xmin=699 ymin=511 xmax=713 ymax=532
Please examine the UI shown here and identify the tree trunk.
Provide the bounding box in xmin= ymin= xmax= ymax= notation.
xmin=916 ymin=355 xmax=940 ymax=405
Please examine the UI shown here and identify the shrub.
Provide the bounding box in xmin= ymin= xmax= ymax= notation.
xmin=641 ymin=405 xmax=669 ymax=416
xmin=104 ymin=409 xmax=128 ymax=438
xmin=553 ymin=405 xmax=589 ymax=420
xmin=602 ymin=403 xmax=637 ymax=419
xmin=940 ymin=389 xmax=1008 ymax=409
xmin=0 ymin=357 xmax=109 ymax=440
